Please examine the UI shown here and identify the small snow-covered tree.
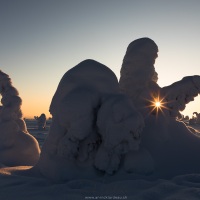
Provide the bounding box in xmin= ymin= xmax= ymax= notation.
xmin=34 ymin=113 xmax=46 ymax=130
xmin=0 ymin=70 xmax=40 ymax=166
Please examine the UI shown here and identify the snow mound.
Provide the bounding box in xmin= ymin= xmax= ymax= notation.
xmin=35 ymin=59 xmax=145 ymax=181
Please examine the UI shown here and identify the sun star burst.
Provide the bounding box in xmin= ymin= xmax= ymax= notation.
xmin=145 ymin=94 xmax=168 ymax=116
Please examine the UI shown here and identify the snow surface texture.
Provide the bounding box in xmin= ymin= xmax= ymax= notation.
xmin=119 ymin=37 xmax=200 ymax=178
xmin=2 ymin=168 xmax=200 ymax=200
xmin=0 ymin=70 xmax=40 ymax=166
xmin=35 ymin=59 xmax=145 ymax=181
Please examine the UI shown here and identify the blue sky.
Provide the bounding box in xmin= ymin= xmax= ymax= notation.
xmin=0 ymin=0 xmax=200 ymax=117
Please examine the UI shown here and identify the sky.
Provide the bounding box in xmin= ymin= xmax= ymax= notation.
xmin=0 ymin=0 xmax=200 ymax=118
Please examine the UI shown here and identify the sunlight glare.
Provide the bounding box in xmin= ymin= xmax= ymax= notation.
xmin=145 ymin=94 xmax=169 ymax=116
xmin=155 ymin=101 xmax=161 ymax=108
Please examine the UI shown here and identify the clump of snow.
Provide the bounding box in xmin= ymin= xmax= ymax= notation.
xmin=0 ymin=70 xmax=40 ymax=166
xmin=119 ymin=37 xmax=159 ymax=112
xmin=35 ymin=59 xmax=145 ymax=181
xmin=162 ymin=75 xmax=200 ymax=117
xmin=95 ymin=94 xmax=144 ymax=174
xmin=119 ymin=37 xmax=200 ymax=178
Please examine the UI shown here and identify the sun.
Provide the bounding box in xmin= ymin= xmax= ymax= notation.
xmin=155 ymin=101 xmax=161 ymax=108
xmin=145 ymin=94 xmax=168 ymax=116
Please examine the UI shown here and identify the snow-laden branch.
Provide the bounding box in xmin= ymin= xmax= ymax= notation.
xmin=162 ymin=75 xmax=200 ymax=117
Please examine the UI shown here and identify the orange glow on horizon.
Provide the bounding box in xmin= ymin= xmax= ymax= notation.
xmin=21 ymin=100 xmax=52 ymax=119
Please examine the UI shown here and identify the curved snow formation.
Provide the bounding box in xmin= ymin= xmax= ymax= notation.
xmin=119 ymin=37 xmax=159 ymax=113
xmin=0 ymin=70 xmax=40 ymax=166
xmin=35 ymin=59 xmax=144 ymax=181
xmin=119 ymin=38 xmax=200 ymax=178
xmin=162 ymin=76 xmax=200 ymax=117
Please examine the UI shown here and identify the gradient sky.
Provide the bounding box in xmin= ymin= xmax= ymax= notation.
xmin=0 ymin=0 xmax=200 ymax=118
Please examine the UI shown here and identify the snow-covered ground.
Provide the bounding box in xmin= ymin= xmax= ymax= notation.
xmin=1 ymin=156 xmax=200 ymax=200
